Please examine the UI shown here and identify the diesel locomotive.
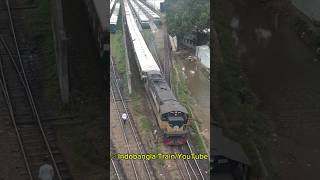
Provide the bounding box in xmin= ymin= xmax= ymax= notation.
xmin=123 ymin=0 xmax=189 ymax=145
xmin=145 ymin=71 xmax=189 ymax=145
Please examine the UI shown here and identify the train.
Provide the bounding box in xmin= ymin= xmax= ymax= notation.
xmin=135 ymin=0 xmax=161 ymax=25
xmin=123 ymin=0 xmax=189 ymax=145
xmin=128 ymin=0 xmax=150 ymax=29
xmin=82 ymin=0 xmax=109 ymax=62
xmin=110 ymin=2 xmax=121 ymax=33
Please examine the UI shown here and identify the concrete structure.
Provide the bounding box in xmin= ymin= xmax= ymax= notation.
xmin=51 ymin=0 xmax=69 ymax=103
xmin=213 ymin=125 xmax=250 ymax=179
xmin=291 ymin=0 xmax=320 ymax=21
xmin=196 ymin=45 xmax=210 ymax=69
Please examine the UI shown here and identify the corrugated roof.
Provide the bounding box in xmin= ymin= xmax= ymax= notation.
xmin=213 ymin=126 xmax=250 ymax=165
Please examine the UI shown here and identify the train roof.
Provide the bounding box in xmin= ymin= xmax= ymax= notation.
xmin=136 ymin=0 xmax=160 ymax=19
xmin=92 ymin=0 xmax=108 ymax=30
xmin=110 ymin=3 xmax=120 ymax=25
xmin=160 ymin=101 xmax=187 ymax=114
xmin=124 ymin=0 xmax=160 ymax=72
xmin=129 ymin=0 xmax=149 ymax=22
xmin=110 ymin=0 xmax=116 ymax=13
xmin=147 ymin=73 xmax=187 ymax=114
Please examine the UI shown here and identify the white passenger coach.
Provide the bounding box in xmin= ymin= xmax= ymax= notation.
xmin=129 ymin=0 xmax=150 ymax=29
xmin=123 ymin=0 xmax=160 ymax=78
xmin=135 ymin=0 xmax=161 ymax=25
xmin=110 ymin=2 xmax=120 ymax=33
xmin=110 ymin=0 xmax=116 ymax=13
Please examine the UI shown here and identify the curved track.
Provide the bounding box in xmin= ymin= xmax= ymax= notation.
xmin=0 ymin=0 xmax=71 ymax=179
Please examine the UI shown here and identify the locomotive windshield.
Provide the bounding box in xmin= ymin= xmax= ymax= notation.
xmin=168 ymin=116 xmax=185 ymax=128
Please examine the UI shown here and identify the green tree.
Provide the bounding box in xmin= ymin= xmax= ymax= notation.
xmin=166 ymin=0 xmax=209 ymax=42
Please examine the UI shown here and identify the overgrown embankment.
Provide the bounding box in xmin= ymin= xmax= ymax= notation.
xmin=171 ymin=61 xmax=207 ymax=154
xmin=25 ymin=0 xmax=60 ymax=104
xmin=213 ymin=0 xmax=273 ymax=177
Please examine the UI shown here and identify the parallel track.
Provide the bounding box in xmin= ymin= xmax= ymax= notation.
xmin=110 ymin=141 xmax=126 ymax=180
xmin=0 ymin=0 xmax=71 ymax=179
xmin=143 ymin=78 xmax=208 ymax=180
xmin=110 ymin=56 xmax=156 ymax=180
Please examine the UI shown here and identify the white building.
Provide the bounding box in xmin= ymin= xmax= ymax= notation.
xmin=195 ymin=45 xmax=210 ymax=69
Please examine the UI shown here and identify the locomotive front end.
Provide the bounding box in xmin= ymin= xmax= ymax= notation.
xmin=161 ymin=110 xmax=189 ymax=145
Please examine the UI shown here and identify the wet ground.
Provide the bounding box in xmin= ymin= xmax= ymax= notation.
xmin=174 ymin=50 xmax=211 ymax=143
xmin=231 ymin=0 xmax=320 ymax=179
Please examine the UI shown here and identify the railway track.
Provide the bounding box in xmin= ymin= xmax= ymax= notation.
xmin=142 ymin=79 xmax=209 ymax=180
xmin=0 ymin=0 xmax=71 ymax=179
xmin=110 ymin=141 xmax=126 ymax=180
xmin=110 ymin=55 xmax=156 ymax=180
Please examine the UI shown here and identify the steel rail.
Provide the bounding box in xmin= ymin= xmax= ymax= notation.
xmin=187 ymin=140 xmax=205 ymax=180
xmin=110 ymin=53 xmax=153 ymax=180
xmin=181 ymin=158 xmax=192 ymax=180
xmin=0 ymin=53 xmax=33 ymax=180
xmin=186 ymin=157 xmax=198 ymax=180
xmin=111 ymin=158 xmax=121 ymax=180
xmin=172 ymin=149 xmax=190 ymax=180
xmin=140 ymin=64 xmax=188 ymax=180
xmin=0 ymin=36 xmax=62 ymax=180
xmin=110 ymin=77 xmax=139 ymax=180
xmin=4 ymin=0 xmax=62 ymax=179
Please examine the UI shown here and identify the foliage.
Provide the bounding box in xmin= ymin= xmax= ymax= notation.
xmin=166 ymin=0 xmax=209 ymax=40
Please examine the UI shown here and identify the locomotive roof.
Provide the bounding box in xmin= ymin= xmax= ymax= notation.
xmin=148 ymin=73 xmax=187 ymax=114
xmin=110 ymin=3 xmax=120 ymax=25
xmin=124 ymin=0 xmax=160 ymax=72
xmin=160 ymin=101 xmax=188 ymax=114
xmin=93 ymin=0 xmax=108 ymax=30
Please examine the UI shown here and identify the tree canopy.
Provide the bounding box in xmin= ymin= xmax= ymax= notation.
xmin=165 ymin=0 xmax=210 ymax=40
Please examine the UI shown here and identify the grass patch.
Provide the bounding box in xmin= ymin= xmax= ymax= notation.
xmin=24 ymin=0 xmax=59 ymax=105
xmin=172 ymin=62 xmax=207 ymax=153
xmin=131 ymin=94 xmax=152 ymax=132
xmin=111 ymin=28 xmax=130 ymax=95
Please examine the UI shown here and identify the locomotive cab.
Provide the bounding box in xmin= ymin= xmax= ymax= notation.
xmin=161 ymin=108 xmax=189 ymax=145
xmin=162 ymin=111 xmax=188 ymax=130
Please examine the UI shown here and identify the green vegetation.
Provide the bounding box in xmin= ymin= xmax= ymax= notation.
xmin=24 ymin=1 xmax=107 ymax=179
xmin=166 ymin=0 xmax=209 ymax=40
xmin=213 ymin=0 xmax=273 ymax=177
xmin=111 ymin=30 xmax=129 ymax=94
xmin=131 ymin=94 xmax=152 ymax=132
xmin=172 ymin=62 xmax=207 ymax=153
xmin=25 ymin=0 xmax=59 ymax=105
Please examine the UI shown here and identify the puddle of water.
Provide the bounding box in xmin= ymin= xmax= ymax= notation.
xmin=176 ymin=54 xmax=210 ymax=132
